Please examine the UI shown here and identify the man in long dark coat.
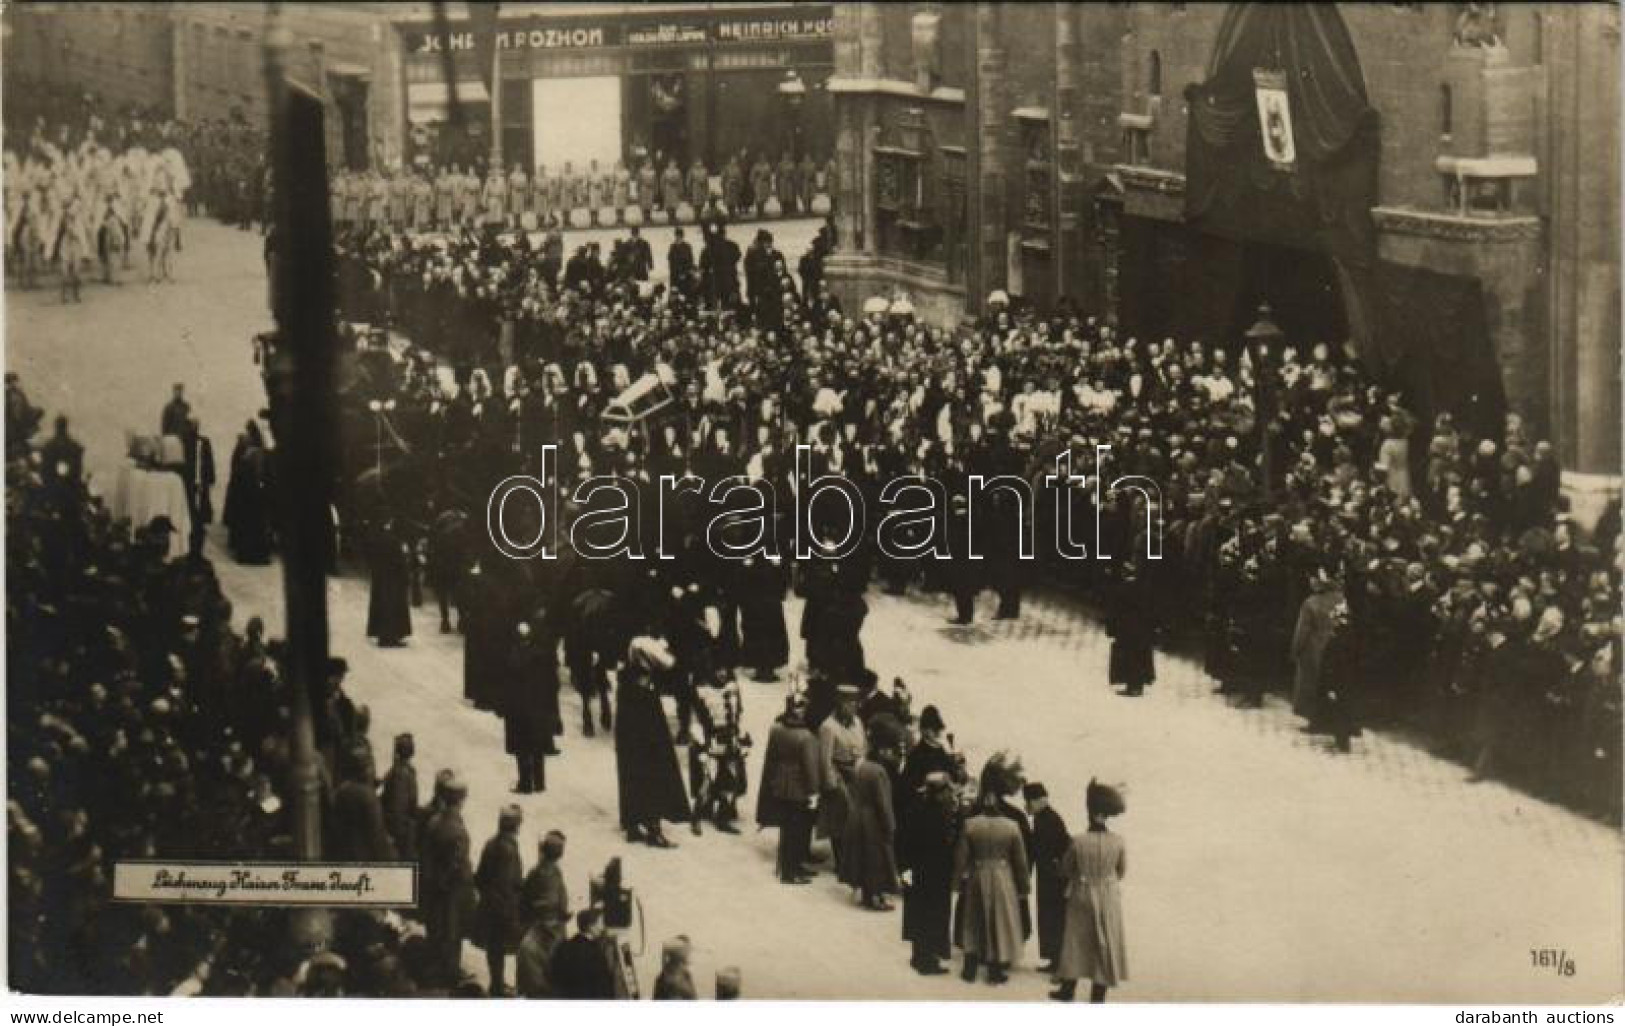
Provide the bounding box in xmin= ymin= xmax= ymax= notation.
xmin=517 ymin=831 xmax=570 ymax=997
xmin=900 ymin=771 xmax=957 ymax=975
xmin=1024 ymin=781 xmax=1070 ymax=972
xmin=502 ymin=621 xmax=560 ymax=794
xmin=474 ymin=804 xmax=525 ymax=996
xmin=756 ymin=693 xmax=820 ymax=883
xmin=422 ymin=776 xmax=474 ymax=986
xmin=460 ymin=563 xmax=506 ymax=712
xmin=330 ymin=743 xmax=396 ymax=862
xmin=736 ymin=553 xmax=789 ymax=682
xmin=667 ymin=227 xmax=696 ymax=301
xmin=1106 ymin=559 xmax=1157 ymax=696
xmin=366 ymin=517 xmax=413 ymax=647
xmin=615 ymin=635 xmax=690 ymax=847
xmin=380 ymin=732 xmax=420 ymax=860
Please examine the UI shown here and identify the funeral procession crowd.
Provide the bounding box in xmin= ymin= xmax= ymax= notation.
xmin=7 ymin=75 xmax=1623 ymax=1001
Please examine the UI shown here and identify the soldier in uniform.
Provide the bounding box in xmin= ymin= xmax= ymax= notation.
xmin=686 ymin=156 xmax=710 ymax=212
xmin=750 ymin=152 xmax=774 ymax=217
xmin=482 ymin=165 xmax=508 ymax=229
xmin=389 ymin=167 xmax=412 ymax=230
xmin=473 ymin=804 xmax=525 ymax=996
xmin=507 ymin=162 xmax=529 ymax=228
xmin=758 ymin=692 xmax=820 ymax=883
xmin=777 ymin=152 xmax=799 ymax=216
xmin=422 ymin=774 xmax=474 ymax=986
xmin=817 ymin=684 xmax=866 ymax=875
xmin=379 ymin=732 xmax=420 ymax=861
xmin=660 ymin=158 xmax=684 ymax=215
xmin=721 ymin=154 xmax=744 ymax=217
xmin=531 ymin=164 xmax=552 ymax=226
xmin=434 ymin=165 xmax=456 ymax=230
xmin=412 ymin=168 xmax=434 ymax=232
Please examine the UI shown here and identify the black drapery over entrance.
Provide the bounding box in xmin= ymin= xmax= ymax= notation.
xmin=1167 ymin=2 xmax=1506 ymax=437
xmin=1183 ymin=3 xmax=1380 ymax=269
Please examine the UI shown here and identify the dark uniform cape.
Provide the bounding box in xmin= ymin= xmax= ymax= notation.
xmin=1030 ymin=805 xmax=1071 ymax=962
xmin=899 ymin=791 xmax=958 ymax=962
xmin=614 ymin=674 xmax=692 ymax=829
xmin=756 ymin=717 xmax=820 ymax=827
xmin=474 ymin=832 xmax=525 ymax=952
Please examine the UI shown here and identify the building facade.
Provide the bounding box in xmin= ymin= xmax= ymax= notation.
xmin=5 ymin=2 xmax=834 ymax=177
xmin=825 ymin=2 xmax=1620 ymax=478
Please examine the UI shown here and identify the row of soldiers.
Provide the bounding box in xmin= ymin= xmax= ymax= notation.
xmin=333 ymin=150 xmax=835 ymax=233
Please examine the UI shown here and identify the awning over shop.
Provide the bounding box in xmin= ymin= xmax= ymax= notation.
xmin=407 ymin=80 xmax=490 ymax=124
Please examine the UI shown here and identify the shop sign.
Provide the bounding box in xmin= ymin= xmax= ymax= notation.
xmin=411 ymin=24 xmax=612 ymax=54
xmin=714 ymin=14 xmax=833 ymax=43
xmin=626 ymin=22 xmax=709 ymax=47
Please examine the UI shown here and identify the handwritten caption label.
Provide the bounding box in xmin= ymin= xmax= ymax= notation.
xmin=114 ymin=861 xmax=416 ymax=907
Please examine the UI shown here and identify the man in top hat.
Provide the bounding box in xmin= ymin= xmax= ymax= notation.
xmin=758 ymin=692 xmax=821 ymax=884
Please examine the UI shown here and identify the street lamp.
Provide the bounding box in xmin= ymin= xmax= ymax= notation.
xmin=1244 ymin=303 xmax=1284 ymax=500
xmin=368 ymin=397 xmax=395 ymax=477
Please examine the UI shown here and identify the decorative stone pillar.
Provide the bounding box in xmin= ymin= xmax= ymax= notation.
xmin=971 ymin=2 xmax=1008 ymax=309
xmin=1054 ymin=1 xmax=1080 ymax=302
xmin=832 ymin=3 xmax=873 ymax=254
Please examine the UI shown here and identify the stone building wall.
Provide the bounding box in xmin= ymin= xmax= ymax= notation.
xmin=825 ymin=1 xmax=1620 ymax=476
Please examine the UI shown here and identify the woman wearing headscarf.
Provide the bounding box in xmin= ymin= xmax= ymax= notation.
xmin=952 ymin=757 xmax=1030 ymax=985
xmin=1051 ymin=781 xmax=1128 ymax=1003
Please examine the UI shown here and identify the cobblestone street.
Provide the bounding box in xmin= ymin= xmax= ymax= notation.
xmin=8 ymin=217 xmax=1622 ymax=1002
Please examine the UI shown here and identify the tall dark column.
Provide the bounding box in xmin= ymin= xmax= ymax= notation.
xmin=971 ymin=2 xmax=1008 ymax=310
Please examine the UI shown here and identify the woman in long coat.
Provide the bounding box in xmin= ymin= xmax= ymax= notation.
xmin=953 ymin=784 xmax=1029 ymax=984
xmin=615 ymin=635 xmax=690 ymax=847
xmin=1052 ymin=782 xmax=1128 ymax=1003
xmin=840 ymin=715 xmax=901 ymax=910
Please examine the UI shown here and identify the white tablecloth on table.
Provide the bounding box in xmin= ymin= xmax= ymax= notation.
xmin=106 ymin=463 xmax=191 ymax=560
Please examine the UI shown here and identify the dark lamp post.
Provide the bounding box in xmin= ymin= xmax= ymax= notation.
xmin=1244 ymin=303 xmax=1283 ymax=500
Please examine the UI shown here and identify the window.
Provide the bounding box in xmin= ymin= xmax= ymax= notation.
xmin=1439 ymin=83 xmax=1452 ymax=136
xmin=1148 ymin=50 xmax=1162 ymax=97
